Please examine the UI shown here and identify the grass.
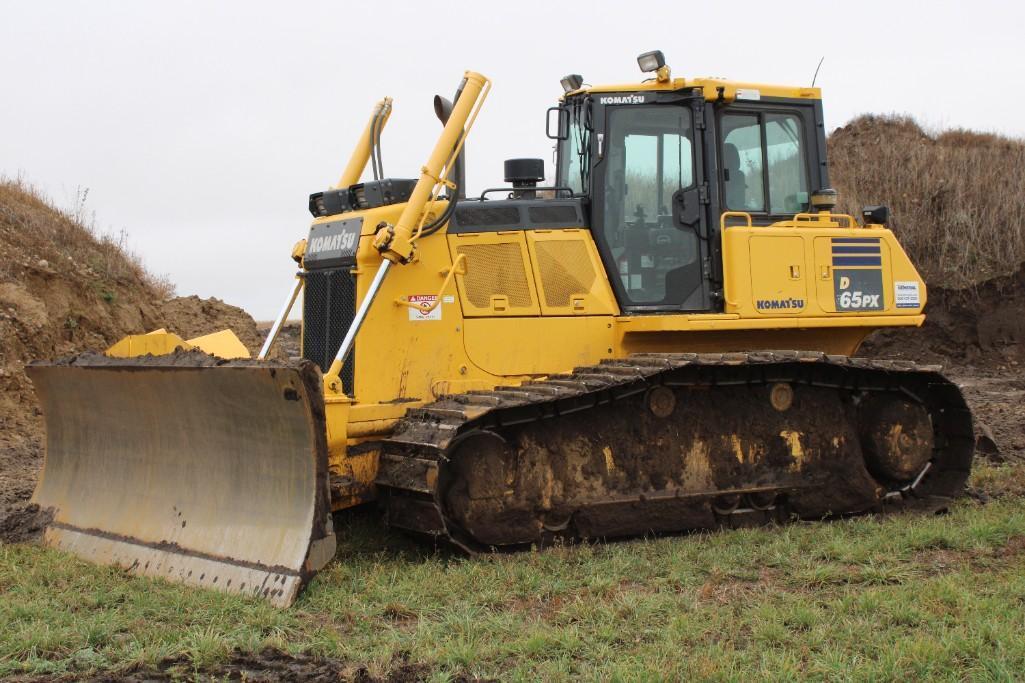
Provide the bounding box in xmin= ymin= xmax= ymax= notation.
xmin=1 ymin=464 xmax=1025 ymax=680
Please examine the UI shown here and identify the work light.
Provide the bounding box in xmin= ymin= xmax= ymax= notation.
xmin=560 ymin=74 xmax=583 ymax=93
xmin=637 ymin=50 xmax=665 ymax=73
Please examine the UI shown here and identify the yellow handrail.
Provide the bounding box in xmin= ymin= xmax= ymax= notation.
xmin=720 ymin=211 xmax=861 ymax=230
xmin=720 ymin=211 xmax=753 ymax=231
xmin=793 ymin=212 xmax=857 ymax=228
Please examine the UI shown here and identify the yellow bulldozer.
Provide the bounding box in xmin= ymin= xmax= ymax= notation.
xmin=27 ymin=52 xmax=975 ymax=606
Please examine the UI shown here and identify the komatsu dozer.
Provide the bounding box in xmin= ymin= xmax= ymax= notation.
xmin=28 ymin=51 xmax=975 ymax=606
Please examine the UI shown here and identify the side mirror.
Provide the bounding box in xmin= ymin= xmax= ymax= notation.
xmin=672 ymin=187 xmax=701 ymax=229
xmin=546 ymin=107 xmax=569 ymax=140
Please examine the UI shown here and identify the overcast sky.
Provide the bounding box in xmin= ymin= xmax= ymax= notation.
xmin=2 ymin=0 xmax=1021 ymax=319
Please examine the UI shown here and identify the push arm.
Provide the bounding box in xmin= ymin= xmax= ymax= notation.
xmin=372 ymin=71 xmax=490 ymax=264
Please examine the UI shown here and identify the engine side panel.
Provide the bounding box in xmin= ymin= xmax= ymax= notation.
xmin=722 ymin=224 xmax=926 ymax=319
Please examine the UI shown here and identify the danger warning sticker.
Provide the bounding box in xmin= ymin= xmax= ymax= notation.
xmin=408 ymin=295 xmax=441 ymax=320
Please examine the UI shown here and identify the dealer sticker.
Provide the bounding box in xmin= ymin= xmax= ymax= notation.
xmin=408 ymin=294 xmax=441 ymax=320
xmin=894 ymin=281 xmax=920 ymax=308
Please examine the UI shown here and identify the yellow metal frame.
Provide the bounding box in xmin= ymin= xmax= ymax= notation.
xmin=100 ymin=68 xmax=932 ymax=515
xmin=790 ymin=213 xmax=857 ymax=228
xmin=523 ymin=230 xmax=618 ymax=316
xmin=720 ymin=211 xmax=753 ymax=230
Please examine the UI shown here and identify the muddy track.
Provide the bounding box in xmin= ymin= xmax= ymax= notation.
xmin=374 ymin=351 xmax=975 ymax=551
xmin=11 ymin=648 xmax=475 ymax=682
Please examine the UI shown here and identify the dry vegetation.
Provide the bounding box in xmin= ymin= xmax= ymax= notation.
xmin=0 ymin=180 xmax=173 ymax=299
xmin=830 ymin=115 xmax=1025 ymax=289
xmin=0 ymin=178 xmax=262 ymax=450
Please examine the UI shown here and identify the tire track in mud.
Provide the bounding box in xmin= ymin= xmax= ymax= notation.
xmin=12 ymin=648 xmax=487 ymax=683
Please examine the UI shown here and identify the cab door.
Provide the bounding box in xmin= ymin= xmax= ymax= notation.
xmin=590 ymin=95 xmax=712 ymax=312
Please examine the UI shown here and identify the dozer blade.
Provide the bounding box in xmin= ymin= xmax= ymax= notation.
xmin=26 ymin=353 xmax=336 ymax=607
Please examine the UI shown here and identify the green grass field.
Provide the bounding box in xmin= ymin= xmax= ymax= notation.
xmin=2 ymin=463 xmax=1024 ymax=681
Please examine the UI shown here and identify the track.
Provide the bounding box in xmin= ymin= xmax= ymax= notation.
xmin=374 ymin=352 xmax=975 ymax=552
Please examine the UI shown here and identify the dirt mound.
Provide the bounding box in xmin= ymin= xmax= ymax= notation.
xmin=160 ymin=295 xmax=263 ymax=354
xmin=832 ymin=116 xmax=1025 ymax=380
xmin=829 ymin=115 xmax=1025 ymax=289
xmin=0 ymin=441 xmax=39 ymax=521
xmin=860 ymin=266 xmax=1025 ymax=369
xmin=0 ymin=180 xmax=262 ymax=510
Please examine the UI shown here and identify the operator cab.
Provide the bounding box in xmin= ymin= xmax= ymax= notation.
xmin=554 ymin=50 xmax=829 ymax=313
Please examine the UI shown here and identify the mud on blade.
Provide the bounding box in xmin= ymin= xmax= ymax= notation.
xmin=27 ymin=354 xmax=335 ymax=607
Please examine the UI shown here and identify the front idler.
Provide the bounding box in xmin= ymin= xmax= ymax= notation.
xmin=857 ymin=394 xmax=934 ymax=484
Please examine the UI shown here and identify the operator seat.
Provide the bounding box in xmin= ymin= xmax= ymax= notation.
xmin=723 ymin=143 xmax=747 ymax=210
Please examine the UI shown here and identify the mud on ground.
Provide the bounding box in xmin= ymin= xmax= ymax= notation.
xmin=860 ymin=267 xmax=1025 ymax=369
xmin=12 ymin=647 xmax=486 ymax=683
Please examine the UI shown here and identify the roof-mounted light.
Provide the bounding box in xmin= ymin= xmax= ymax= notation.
xmin=637 ymin=50 xmax=665 ymax=73
xmin=560 ymin=74 xmax=583 ymax=93
xmin=637 ymin=50 xmax=671 ymax=83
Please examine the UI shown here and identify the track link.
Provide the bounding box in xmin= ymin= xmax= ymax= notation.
xmin=374 ymin=352 xmax=975 ymax=552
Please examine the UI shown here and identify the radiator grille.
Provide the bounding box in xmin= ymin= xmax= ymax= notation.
xmin=528 ymin=205 xmax=578 ymax=224
xmin=456 ymin=243 xmax=533 ymax=308
xmin=302 ymin=268 xmax=356 ymax=394
xmin=453 ymin=206 xmax=520 ymax=227
xmin=535 ymin=240 xmax=596 ymax=307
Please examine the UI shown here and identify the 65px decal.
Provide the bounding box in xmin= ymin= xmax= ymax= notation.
xmin=833 ymin=269 xmax=884 ymax=311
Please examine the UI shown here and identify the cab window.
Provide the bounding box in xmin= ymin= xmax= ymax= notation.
xmin=558 ymin=103 xmax=591 ymax=195
xmin=721 ymin=112 xmax=809 ymax=214
xmin=602 ymin=105 xmax=697 ymax=305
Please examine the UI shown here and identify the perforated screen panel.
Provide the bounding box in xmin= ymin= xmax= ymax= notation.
xmin=456 ymin=243 xmax=533 ymax=308
xmin=527 ymin=205 xmax=578 ymax=224
xmin=454 ymin=206 xmax=520 ymax=227
xmin=302 ymin=268 xmax=356 ymax=394
xmin=534 ymin=240 xmax=597 ymax=307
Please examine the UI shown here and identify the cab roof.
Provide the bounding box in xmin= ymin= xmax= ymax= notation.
xmin=565 ymin=77 xmax=820 ymax=103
